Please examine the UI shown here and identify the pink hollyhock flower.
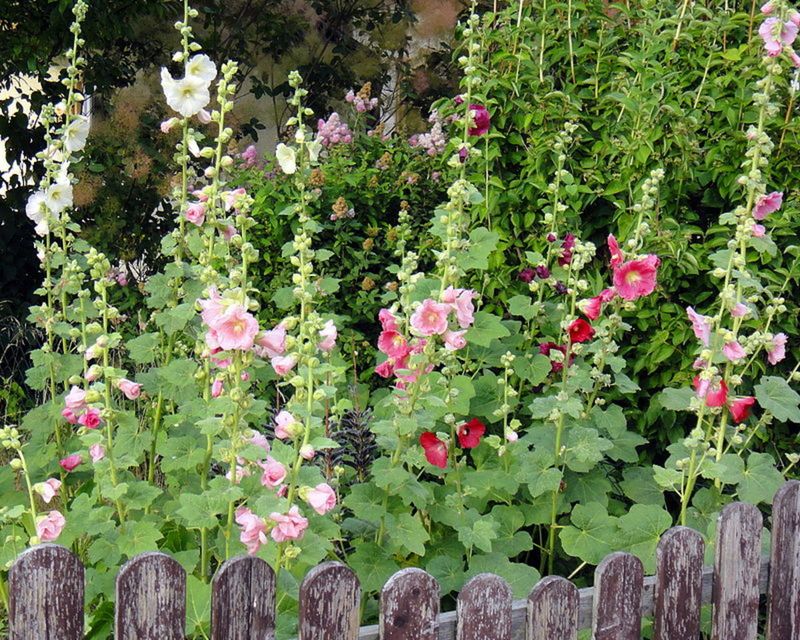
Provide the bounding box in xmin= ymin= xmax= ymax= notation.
xmin=722 ymin=340 xmax=747 ymax=362
xmin=378 ymin=330 xmax=409 ymax=358
xmin=568 ymin=318 xmax=595 ymax=343
xmin=34 ymin=478 xmax=62 ymax=504
xmin=761 ymin=0 xmax=775 ymax=13
xmin=210 ymin=304 xmax=259 ymax=351
xmin=693 ymin=357 xmax=708 ymax=370
xmin=259 ymin=457 xmax=287 ymax=488
xmin=419 ymin=432 xmax=448 ymax=468
xmin=457 ymin=418 xmax=485 ymax=449
xmin=791 ymin=10 xmax=800 ymax=25
xmin=89 ymin=444 xmax=105 ymax=462
xmin=78 ymin=408 xmax=102 ymax=429
xmin=518 ymin=267 xmax=535 ymax=283
xmin=199 ymin=287 xmax=226 ymax=327
xmin=211 ymin=378 xmax=224 ymax=398
xmin=318 ymin=320 xmax=337 ymax=352
xmin=250 ymin=432 xmax=270 ymax=454
xmin=223 ymin=187 xmax=247 ymax=212
xmin=767 ymin=333 xmax=787 ymax=365
xmin=612 ymin=255 xmax=660 ymax=300
xmin=607 ymin=234 xmax=624 ymax=267
xmin=451 ymin=289 xmax=476 ymax=328
xmin=185 ymin=202 xmax=205 ymax=226
xmin=226 ymin=458 xmax=251 ymax=484
xmin=223 ymin=225 xmax=239 ymax=241
xmin=505 ymin=429 xmax=519 ymax=443
xmin=274 ymin=410 xmax=299 ymax=439
xmin=269 ymin=506 xmax=309 ymax=542
xmin=410 ymin=299 xmax=451 ymax=336
xmin=61 ymin=408 xmax=79 ymax=425
xmin=36 ymin=510 xmax=66 ymax=543
xmin=730 ymin=397 xmax=756 ymax=424
xmin=467 ymin=104 xmax=491 ymax=136
xmin=379 ymin=308 xmax=399 ymax=331
xmin=731 ymin=303 xmax=749 ymax=318
xmin=197 ymin=108 xmax=212 ymax=124
xmin=753 ymin=191 xmax=783 ymax=219
xmin=254 ymin=324 xmax=287 ymax=359
xmin=759 ymin=19 xmax=797 ymax=56
xmin=375 ymin=359 xmax=395 ymax=378
xmin=444 ymin=329 xmax=467 ymax=351
xmin=235 ymin=507 xmax=269 ymax=555
xmin=752 ymin=223 xmax=766 ymax=238
xmin=59 ymin=454 xmax=83 ymax=472
xmin=271 ymin=354 xmax=297 ymax=376
xmin=693 ymin=377 xmax=728 ymax=407
xmin=240 ymin=144 xmax=259 ymax=167
xmin=791 ymin=50 xmax=800 ymax=67
xmin=300 ymin=444 xmax=315 ymax=460
xmin=306 ymin=483 xmax=337 ymax=515
xmin=686 ymin=307 xmax=712 ymax=347
xmin=558 ymin=233 xmax=577 ymax=267
xmin=160 ymin=118 xmax=178 ymax=133
xmin=65 ymin=386 xmax=87 ymax=412
xmin=117 ymin=378 xmax=142 ymax=400
xmin=578 ymin=296 xmax=603 ymax=320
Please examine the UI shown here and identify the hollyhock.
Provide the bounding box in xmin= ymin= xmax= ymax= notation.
xmin=26 ymin=191 xmax=50 ymax=236
xmin=686 ymin=307 xmax=712 ymax=347
xmin=318 ymin=320 xmax=338 ymax=352
xmin=63 ymin=115 xmax=90 ymax=153
xmin=375 ymin=359 xmax=396 ymax=378
xmin=539 ymin=342 xmax=571 ymax=373
xmin=762 ymin=0 xmax=775 ymax=12
xmin=211 ymin=378 xmax=224 ymax=398
xmin=767 ymin=333 xmax=787 ymax=365
xmin=33 ymin=478 xmax=62 ymax=504
xmin=607 ymin=234 xmax=624 ymax=267
xmin=269 ymin=506 xmax=309 ymax=542
xmin=410 ymin=299 xmax=450 ymax=336
xmin=210 ymin=304 xmax=259 ymax=351
xmin=505 ymin=429 xmax=519 ymax=443
xmin=226 ymin=458 xmax=251 ymax=484
xmin=535 ymin=265 xmax=551 ymax=279
xmin=752 ymin=223 xmax=766 ymax=238
xmin=379 ymin=308 xmax=399 ymax=331
xmin=117 ymin=378 xmax=142 ymax=400
xmin=240 ymin=144 xmax=259 ymax=167
xmin=160 ymin=68 xmax=210 ymax=118
xmin=378 ymin=330 xmax=409 ymax=359
xmin=554 ymin=281 xmax=568 ymax=294
xmin=197 ymin=108 xmax=212 ymax=124
xmin=61 ymin=408 xmax=79 ymax=425
xmin=518 ymin=267 xmax=535 ymax=283
xmin=199 ymin=287 xmax=226 ymax=326
xmin=753 ymin=191 xmax=783 ymax=219
xmin=250 ymin=432 xmax=270 ymax=454
xmin=693 ymin=376 xmax=728 ymax=407
xmin=78 ymin=408 xmax=102 ymax=429
xmin=160 ymin=117 xmax=178 ymax=133
xmin=274 ymin=410 xmax=300 ymax=440
xmin=722 ymin=341 xmax=747 ymax=362
xmin=758 ymin=18 xmax=797 ymax=56
xmin=223 ymin=187 xmax=247 ymax=211
xmin=612 ymin=255 xmax=660 ymax=300
xmin=300 ymin=444 xmax=316 ymax=460
xmin=578 ymin=289 xmax=616 ymax=320
xmin=89 ymin=444 xmax=105 ymax=463
xmin=184 ymin=54 xmax=217 ymax=84
xmin=568 ymin=318 xmax=595 ymax=343
xmin=419 ymin=432 xmax=448 ymax=468
xmin=59 ymin=454 xmax=83 ymax=472
xmin=36 ymin=511 xmax=66 ymax=543
xmin=44 ymin=178 xmax=73 ymax=214
xmin=275 ymin=143 xmax=297 ymax=174
xmin=185 ymin=202 xmax=205 ymax=226
xmin=235 ymin=507 xmax=269 ymax=555
xmin=457 ymin=418 xmax=486 ymax=449
xmin=467 ymin=104 xmax=491 ymax=136
xmin=223 ymin=225 xmax=239 ymax=241
xmin=730 ymin=397 xmax=757 ymax=424
xmin=271 ymin=354 xmax=297 ymax=376
xmin=259 ymin=457 xmax=287 ymax=488
xmin=254 ymin=324 xmax=287 ymax=359
xmin=442 ymin=287 xmax=476 ymax=328
xmin=444 ymin=329 xmax=467 ymax=351
xmin=731 ymin=303 xmax=749 ymax=318
xmin=306 ymin=483 xmax=337 ymax=515
xmin=558 ymin=233 xmax=576 ymax=266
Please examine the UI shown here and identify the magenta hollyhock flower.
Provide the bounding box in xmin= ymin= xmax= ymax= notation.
xmin=34 ymin=478 xmax=62 ymax=504
xmin=442 ymin=287 xmax=476 ymax=328
xmin=78 ymin=408 xmax=102 ymax=429
xmin=730 ymin=397 xmax=756 ymax=424
xmin=59 ymin=454 xmax=83 ymax=472
xmin=89 ymin=444 xmax=105 ymax=463
xmin=259 ymin=457 xmax=287 ymax=488
xmin=518 ymin=267 xmax=535 ymax=283
xmin=722 ymin=340 xmax=747 ymax=362
xmin=211 ymin=378 xmax=223 ymax=398
xmin=686 ymin=307 xmax=712 ymax=347
xmin=693 ymin=377 xmax=728 ymax=407
xmin=117 ymin=378 xmax=142 ymax=400
xmin=375 ymin=359 xmax=395 ymax=378
xmin=767 ymin=333 xmax=787 ymax=365
xmin=443 ymin=329 xmax=467 ymax=351
xmin=753 ymin=191 xmax=783 ymax=220
xmin=419 ymin=432 xmax=448 ymax=468
xmin=535 ymin=265 xmax=551 ymax=279
xmin=271 ymin=354 xmax=297 ymax=376
xmin=235 ymin=507 xmax=269 ymax=555
xmin=759 ymin=18 xmax=797 ymax=56
xmin=612 ymin=255 xmax=660 ymax=300
xmin=457 ymin=418 xmax=485 ymax=449
xmin=185 ymin=202 xmax=205 ymax=226
xmin=410 ymin=299 xmax=451 ymax=336
xmin=607 ymin=234 xmax=624 ymax=267
xmin=306 ymin=483 xmax=337 ymax=515
xmin=468 ymin=104 xmax=490 ymax=136
xmin=61 ymin=408 xmax=79 ymax=425
xmin=539 ymin=342 xmax=572 ymax=373
xmin=558 ymin=233 xmax=576 ymax=266
xmin=36 ymin=510 xmax=66 ymax=542
xmin=318 ymin=320 xmax=337 ymax=353
xmin=378 ymin=330 xmax=409 ymax=359
xmin=269 ymin=506 xmax=309 ymax=542
xmin=379 ymin=308 xmax=399 ymax=332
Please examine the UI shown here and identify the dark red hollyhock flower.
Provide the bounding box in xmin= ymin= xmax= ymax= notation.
xmin=554 ymin=281 xmax=568 ymax=295
xmin=568 ymin=318 xmax=595 ymax=344
xmin=539 ymin=342 xmax=573 ymax=373
xmin=518 ymin=267 xmax=535 ymax=283
xmin=457 ymin=418 xmax=486 ymax=449
xmin=730 ymin=397 xmax=756 ymax=424
xmin=458 ymin=145 xmax=469 ymax=163
xmin=558 ymin=233 xmax=576 ymax=266
xmin=419 ymin=432 xmax=448 ymax=468
xmin=535 ymin=265 xmax=551 ymax=279
xmin=546 ymin=233 xmax=557 ymax=243
xmin=468 ymin=104 xmax=491 ymax=136
xmin=454 ymin=94 xmax=465 ymax=105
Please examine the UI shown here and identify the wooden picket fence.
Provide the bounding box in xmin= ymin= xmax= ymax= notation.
xmin=6 ymin=480 xmax=800 ymax=639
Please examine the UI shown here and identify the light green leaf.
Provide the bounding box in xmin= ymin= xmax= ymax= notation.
xmin=466 ymin=311 xmax=510 ymax=347
xmin=116 ymin=521 xmax=163 ymax=558
xmin=736 ymin=452 xmax=783 ymax=504
xmin=559 ymin=503 xmax=618 ymax=564
xmin=467 ymin=553 xmax=540 ymax=598
xmin=458 ymin=227 xmax=499 ymax=271
xmin=387 ymin=512 xmax=430 ymax=556
xmin=617 ymin=504 xmax=672 ymax=572
xmin=755 ymin=376 xmax=800 ymax=423
xmin=349 ymin=542 xmax=401 ymax=592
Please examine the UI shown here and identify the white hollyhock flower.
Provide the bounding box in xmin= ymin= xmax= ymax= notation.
xmin=307 ymin=139 xmax=322 ymax=164
xmin=44 ymin=178 xmax=73 ymax=214
xmin=26 ymin=191 xmax=51 ymax=236
xmin=161 ymin=68 xmax=210 ymax=118
xmin=185 ymin=54 xmax=217 ymax=84
xmin=187 ymin=138 xmax=201 ymax=158
xmin=275 ymin=143 xmax=297 ymax=174
xmin=63 ymin=115 xmax=90 ymax=153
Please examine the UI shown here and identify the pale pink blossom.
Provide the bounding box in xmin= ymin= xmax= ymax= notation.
xmin=274 ymin=410 xmax=299 ymax=440
xmin=199 ymin=287 xmax=226 ymax=327
xmin=442 ymin=287 xmax=477 ymax=328
xmin=211 ymin=378 xmax=224 ymax=398
xmin=226 ymin=458 xmax=251 ymax=484
xmin=61 ymin=408 xmax=78 ymax=425
xmin=731 ymin=303 xmax=749 ymax=318
xmin=254 ymin=324 xmax=286 ymax=359
xmin=443 ymin=329 xmax=467 ymax=351
xmin=752 ymin=222 xmax=766 ymax=238
xmin=209 ymin=304 xmax=259 ymax=351
xmin=117 ymin=378 xmax=142 ymax=400
xmin=259 ymin=457 xmax=287 ymax=488
xmin=692 ymin=357 xmax=708 ymax=370
xmin=761 ymin=1 xmax=774 ymax=13
xmin=34 ymin=478 xmax=62 ymax=504
xmin=505 ymin=429 xmax=519 ymax=443
xmin=759 ymin=19 xmax=797 ymax=56
xmin=686 ymin=307 xmax=712 ymax=347
xmin=269 ymin=506 xmax=309 ymax=542
xmin=300 ymin=444 xmax=315 ymax=460
xmin=271 ymin=354 xmax=297 ymax=376
xmin=753 ymin=191 xmax=783 ymax=219
xmin=197 ymin=108 xmax=212 ymax=124
xmin=410 ymin=298 xmax=451 ymax=336
xmin=89 ymin=444 xmax=105 ymax=462
xmin=185 ymin=202 xmax=206 ymax=226
xmin=222 ymin=225 xmax=239 ymax=241
xmin=722 ymin=341 xmax=747 ymax=362
xmin=318 ymin=320 xmax=337 ymax=352
xmin=306 ymin=483 xmax=337 ymax=515
xmin=235 ymin=507 xmax=268 ymax=555
xmin=64 ymin=386 xmax=87 ymax=412
xmin=160 ymin=118 xmax=178 ymax=133
xmin=767 ymin=333 xmax=787 ymax=365
xmin=250 ymin=432 xmax=270 ymax=454
xmin=223 ymin=187 xmax=247 ymax=211
xmin=36 ymin=510 xmax=66 ymax=542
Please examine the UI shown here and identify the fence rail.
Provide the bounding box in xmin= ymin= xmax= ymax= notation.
xmin=6 ymin=480 xmax=800 ymax=639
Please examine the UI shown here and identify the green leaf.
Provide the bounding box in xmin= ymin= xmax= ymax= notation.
xmin=507 ymin=295 xmax=536 ymax=321
xmin=755 ymin=376 xmax=800 ymax=423
xmin=456 ymin=516 xmax=498 ymax=553
xmin=186 ymin=576 xmax=211 ymax=635
xmin=155 ymin=303 xmax=195 ymax=335
xmin=559 ymin=503 xmax=618 ymax=564
xmin=126 ymin=333 xmax=160 ymax=365
xmin=176 ymin=492 xmax=228 ymax=529
xmin=564 ymin=427 xmax=612 ymax=472
xmin=736 ymin=452 xmax=783 ymax=504
xmin=387 ymin=512 xmax=429 ymax=556
xmin=458 ymin=227 xmax=500 ymax=271
xmin=467 ymin=553 xmax=540 ymax=598
xmin=342 ymin=483 xmax=387 ymax=524
xmin=466 ymin=311 xmax=510 ymax=347
xmin=426 ymin=554 xmax=465 ymax=595
xmin=348 ymin=542 xmax=401 ymax=592
xmin=116 ymin=521 xmax=163 ymax=558
xmin=617 ymin=504 xmax=672 ymax=572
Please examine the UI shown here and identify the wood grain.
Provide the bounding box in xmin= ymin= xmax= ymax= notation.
xmin=527 ymin=575 xmax=578 ymax=640
xmin=298 ymin=561 xmax=360 ymax=640
xmin=766 ymin=480 xmax=800 ymax=640
xmin=653 ymin=526 xmax=704 ymax=640
xmin=456 ymin=573 xmax=512 ymax=640
xmin=379 ymin=567 xmax=439 ymax=640
xmin=592 ymin=552 xmax=643 ymax=640
xmin=212 ymin=555 xmax=276 ymax=640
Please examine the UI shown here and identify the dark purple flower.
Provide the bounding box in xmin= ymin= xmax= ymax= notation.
xmin=535 ymin=265 xmax=551 ymax=279
xmin=458 ymin=146 xmax=469 ymax=163
xmin=546 ymin=233 xmax=557 ymax=243
xmin=558 ymin=233 xmax=576 ymax=266
xmin=518 ymin=268 xmax=535 ymax=283
xmin=554 ymin=281 xmax=568 ymax=295
xmin=468 ymin=104 xmax=491 ymax=136
xmin=454 ymin=95 xmax=465 ymax=105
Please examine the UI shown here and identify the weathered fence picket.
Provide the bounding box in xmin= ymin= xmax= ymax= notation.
xmin=7 ymin=480 xmax=800 ymax=640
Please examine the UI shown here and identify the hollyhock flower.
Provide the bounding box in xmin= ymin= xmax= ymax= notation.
xmin=467 ymin=104 xmax=491 ymax=136
xmin=117 ymin=378 xmax=141 ymax=400
xmin=318 ymin=320 xmax=337 ymax=352
xmin=444 ymin=329 xmax=467 ymax=351
xmin=59 ymin=454 xmax=83 ymax=472
xmin=693 ymin=376 xmax=728 ymax=407
xmin=378 ymin=330 xmax=409 ymax=359
xmin=558 ymin=233 xmax=576 ymax=266
xmin=33 ymin=478 xmax=62 ymax=504
xmin=259 ymin=457 xmax=287 ymax=488
xmin=539 ymin=342 xmax=571 ymax=373
xmin=410 ymin=299 xmax=451 ymax=336
xmin=45 ymin=178 xmax=73 ymax=214
xmin=199 ymin=287 xmax=226 ymax=326
xmin=686 ymin=307 xmax=712 ymax=347
xmin=185 ymin=54 xmax=217 ymax=84
xmin=187 ymin=138 xmax=201 ymax=157
xmin=612 ymin=255 xmax=660 ymax=301
xmin=274 ymin=410 xmax=300 ymax=440
xmin=271 ymin=354 xmax=297 ymax=376
xmin=731 ymin=303 xmax=749 ymax=318
xmin=223 ymin=187 xmax=247 ymax=211
xmin=568 ymin=318 xmax=595 ymax=343
xmin=752 ymin=223 xmax=766 ymax=238
xmin=197 ymin=108 xmax=212 ymax=124
xmin=300 ymin=444 xmax=315 ymax=460
xmin=554 ymin=281 xmax=568 ymax=295
xmin=379 ymin=308 xmax=400 ymax=331
xmin=730 ymin=397 xmax=756 ymax=424
xmin=306 ymin=483 xmax=337 ymax=515
xmin=160 ymin=117 xmax=178 ymax=133
xmin=578 ymin=289 xmax=616 ymax=321
xmin=185 ymin=202 xmax=205 ymax=226
xmin=89 ymin=444 xmax=105 ymax=463
xmin=254 ymin=324 xmax=287 ymax=359
xmin=761 ymin=0 xmax=775 ymax=13
xmin=722 ymin=340 xmax=747 ymax=362
xmin=457 ymin=418 xmax=486 ymax=449
xmin=518 ymin=267 xmax=535 ymax=283
xmin=505 ymin=429 xmax=519 ymax=443
xmin=275 ymin=143 xmax=297 ymax=174
xmin=211 ymin=378 xmax=224 ymax=398
xmin=753 ymin=191 xmax=783 ymax=219
xmin=63 ymin=115 xmax=90 ymax=153
xmin=26 ymin=191 xmax=50 ymax=236
xmin=61 ymin=408 xmax=78 ymax=425
xmin=607 ymin=234 xmax=624 ymax=267
xmin=223 ymin=225 xmax=239 ymax=241
xmin=64 ymin=386 xmax=87 ymax=412
xmin=458 ymin=146 xmax=469 ymax=163
xmin=240 ymin=144 xmax=259 ymax=167
xmin=535 ymin=265 xmax=551 ymax=279
xmin=85 ymin=367 xmax=100 ymax=384
xmin=767 ymin=333 xmax=787 ymax=365
xmin=78 ymin=408 xmax=102 ymax=429
xmin=375 ymin=359 xmax=396 ymax=378
xmin=442 ymin=287 xmax=476 ymax=328
xmin=269 ymin=506 xmax=309 ymax=542
xmin=211 ymin=304 xmax=259 ymax=351
xmin=160 ymin=68 xmax=210 ymax=118
xmin=249 ymin=432 xmax=270 ymax=455
xmin=226 ymin=458 xmax=251 ymax=484
xmin=693 ymin=357 xmax=708 ymax=370
xmin=36 ymin=511 xmax=66 ymax=543
xmin=235 ymin=507 xmax=269 ymax=555
xmin=419 ymin=432 xmax=448 ymax=468
xmin=758 ymin=18 xmax=797 ymax=56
